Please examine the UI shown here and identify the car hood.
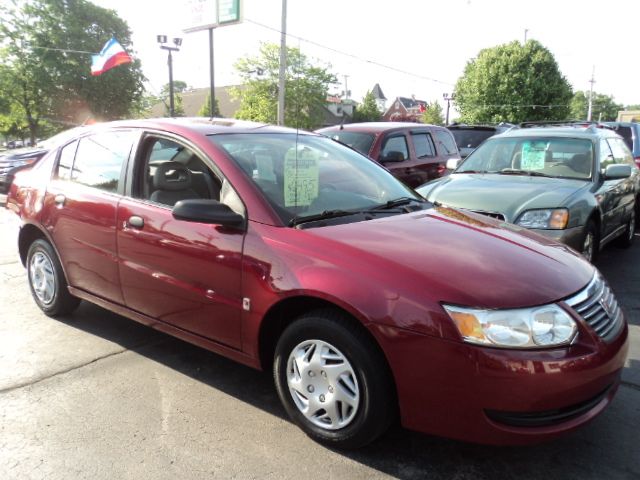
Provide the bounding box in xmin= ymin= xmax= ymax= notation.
xmin=307 ymin=207 xmax=594 ymax=310
xmin=416 ymin=173 xmax=590 ymax=222
xmin=0 ymin=148 xmax=47 ymax=166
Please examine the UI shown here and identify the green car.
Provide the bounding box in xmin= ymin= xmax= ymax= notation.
xmin=416 ymin=125 xmax=639 ymax=262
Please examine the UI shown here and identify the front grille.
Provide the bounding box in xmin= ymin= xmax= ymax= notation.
xmin=466 ymin=209 xmax=506 ymax=221
xmin=564 ymin=274 xmax=624 ymax=342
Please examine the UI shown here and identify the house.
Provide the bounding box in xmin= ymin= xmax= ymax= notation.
xmin=321 ymin=95 xmax=356 ymax=127
xmin=383 ymin=96 xmax=427 ymax=122
xmin=617 ymin=110 xmax=640 ymax=122
xmin=371 ymin=83 xmax=387 ymax=112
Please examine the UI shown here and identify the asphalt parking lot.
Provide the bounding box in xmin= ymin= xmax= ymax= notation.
xmin=0 ymin=204 xmax=638 ymax=480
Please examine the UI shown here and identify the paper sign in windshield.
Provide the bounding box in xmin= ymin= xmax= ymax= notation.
xmin=521 ymin=142 xmax=546 ymax=170
xmin=284 ymin=148 xmax=319 ymax=207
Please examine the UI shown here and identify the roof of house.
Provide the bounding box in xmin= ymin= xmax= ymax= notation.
xmin=371 ymin=84 xmax=386 ymax=101
xmin=398 ymin=96 xmax=426 ymax=109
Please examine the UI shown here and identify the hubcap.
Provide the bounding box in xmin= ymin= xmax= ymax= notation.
xmin=286 ymin=340 xmax=360 ymax=430
xmin=582 ymin=231 xmax=594 ymax=262
xmin=29 ymin=251 xmax=56 ymax=305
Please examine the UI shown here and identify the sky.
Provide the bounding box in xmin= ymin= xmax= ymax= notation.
xmin=92 ymin=0 xmax=640 ymax=115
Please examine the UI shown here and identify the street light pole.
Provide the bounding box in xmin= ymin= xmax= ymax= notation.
xmin=157 ymin=35 xmax=182 ymax=118
xmin=443 ymin=93 xmax=455 ymax=125
xmin=277 ymin=0 xmax=287 ymax=126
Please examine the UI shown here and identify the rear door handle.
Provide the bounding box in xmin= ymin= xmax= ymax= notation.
xmin=54 ymin=194 xmax=66 ymax=206
xmin=127 ymin=215 xmax=144 ymax=228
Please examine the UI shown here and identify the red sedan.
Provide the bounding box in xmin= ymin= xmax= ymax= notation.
xmin=7 ymin=118 xmax=628 ymax=448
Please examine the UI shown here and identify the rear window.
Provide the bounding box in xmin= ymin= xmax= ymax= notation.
xmin=323 ymin=131 xmax=375 ymax=156
xmin=611 ymin=126 xmax=633 ymax=151
xmin=433 ymin=130 xmax=458 ymax=155
xmin=450 ymin=129 xmax=496 ymax=149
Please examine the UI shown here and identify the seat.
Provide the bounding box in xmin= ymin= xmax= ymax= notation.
xmin=149 ymin=161 xmax=200 ymax=206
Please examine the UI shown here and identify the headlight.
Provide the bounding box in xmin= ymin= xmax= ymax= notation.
xmin=443 ymin=304 xmax=577 ymax=348
xmin=516 ymin=208 xmax=568 ymax=229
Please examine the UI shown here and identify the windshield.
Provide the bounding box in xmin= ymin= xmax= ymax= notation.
xmin=321 ymin=131 xmax=375 ymax=156
xmin=450 ymin=129 xmax=495 ymax=149
xmin=209 ymin=133 xmax=420 ymax=225
xmin=457 ymin=137 xmax=594 ymax=179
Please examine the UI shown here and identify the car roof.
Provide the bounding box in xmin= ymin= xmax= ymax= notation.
xmin=80 ymin=117 xmax=316 ymax=137
xmin=494 ymin=125 xmax=616 ymax=140
xmin=317 ymin=122 xmax=443 ymax=134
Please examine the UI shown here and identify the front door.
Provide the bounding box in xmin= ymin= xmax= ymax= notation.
xmin=116 ymin=135 xmax=245 ymax=349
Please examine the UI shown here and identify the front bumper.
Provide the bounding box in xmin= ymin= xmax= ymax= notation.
xmin=531 ymin=226 xmax=585 ymax=252
xmin=370 ymin=313 xmax=628 ymax=445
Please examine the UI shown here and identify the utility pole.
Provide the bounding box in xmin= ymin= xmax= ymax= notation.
xmin=343 ymin=74 xmax=350 ymax=99
xmin=277 ymin=0 xmax=287 ymax=126
xmin=443 ymin=93 xmax=455 ymax=125
xmin=587 ymin=66 xmax=595 ymax=121
xmin=209 ymin=28 xmax=215 ymax=117
xmin=524 ymin=28 xmax=528 ymax=43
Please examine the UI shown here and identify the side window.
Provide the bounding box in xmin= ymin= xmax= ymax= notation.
xmin=71 ymin=131 xmax=133 ymax=193
xmin=380 ymin=135 xmax=409 ymax=161
xmin=608 ymin=137 xmax=634 ymax=166
xmin=412 ymin=133 xmax=436 ymax=158
xmin=56 ymin=140 xmax=78 ymax=180
xmin=433 ymin=130 xmax=458 ymax=155
xmin=599 ymin=140 xmax=615 ymax=169
xmin=140 ymin=137 xmax=243 ymax=214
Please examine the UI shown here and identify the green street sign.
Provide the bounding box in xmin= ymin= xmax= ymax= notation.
xmin=218 ymin=0 xmax=241 ymax=24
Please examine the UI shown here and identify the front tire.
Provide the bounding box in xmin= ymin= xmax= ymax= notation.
xmin=273 ymin=309 xmax=395 ymax=449
xmin=581 ymin=220 xmax=599 ymax=263
xmin=616 ymin=207 xmax=636 ymax=248
xmin=26 ymin=239 xmax=80 ymax=316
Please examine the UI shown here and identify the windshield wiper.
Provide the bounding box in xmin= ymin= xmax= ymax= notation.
xmin=499 ymin=168 xmax=552 ymax=178
xmin=369 ymin=196 xmax=426 ymax=211
xmin=289 ymin=209 xmax=363 ymax=227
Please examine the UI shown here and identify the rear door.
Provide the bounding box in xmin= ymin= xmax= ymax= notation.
xmin=41 ymin=130 xmax=136 ymax=304
xmin=116 ymin=133 xmax=245 ymax=349
xmin=378 ymin=133 xmax=413 ymax=185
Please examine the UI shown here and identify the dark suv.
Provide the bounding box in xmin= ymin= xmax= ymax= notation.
xmin=603 ymin=122 xmax=640 ymax=168
xmin=447 ymin=123 xmax=517 ymax=160
xmin=316 ymin=122 xmax=460 ymax=188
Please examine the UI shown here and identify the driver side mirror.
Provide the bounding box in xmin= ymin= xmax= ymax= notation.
xmin=379 ymin=150 xmax=406 ymax=163
xmin=172 ymin=199 xmax=245 ymax=229
xmin=446 ymin=158 xmax=459 ymax=170
xmin=603 ymin=164 xmax=632 ymax=180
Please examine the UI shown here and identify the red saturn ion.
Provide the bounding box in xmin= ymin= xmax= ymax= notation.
xmin=7 ymin=118 xmax=628 ymax=448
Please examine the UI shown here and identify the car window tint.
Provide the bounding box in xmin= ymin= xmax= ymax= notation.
xmin=56 ymin=140 xmax=78 ymax=181
xmin=324 ymin=131 xmax=375 ymax=156
xmin=71 ymin=132 xmax=133 ymax=192
xmin=608 ymin=137 xmax=634 ymax=166
xmin=433 ymin=130 xmax=458 ymax=155
xmin=412 ymin=133 xmax=436 ymax=158
xmin=450 ymin=129 xmax=495 ymax=149
xmin=611 ymin=126 xmax=633 ymax=150
xmin=381 ymin=135 xmax=408 ymax=161
xmin=599 ymin=140 xmax=615 ymax=169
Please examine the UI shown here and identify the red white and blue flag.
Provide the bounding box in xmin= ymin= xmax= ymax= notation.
xmin=91 ymin=37 xmax=132 ymax=76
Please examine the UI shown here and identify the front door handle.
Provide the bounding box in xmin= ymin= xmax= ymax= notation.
xmin=54 ymin=194 xmax=66 ymax=206
xmin=128 ymin=215 xmax=144 ymax=229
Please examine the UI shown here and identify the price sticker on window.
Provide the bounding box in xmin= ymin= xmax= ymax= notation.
xmin=284 ymin=148 xmax=319 ymax=207
xmin=521 ymin=141 xmax=546 ymax=170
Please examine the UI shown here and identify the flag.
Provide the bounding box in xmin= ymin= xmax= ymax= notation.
xmin=91 ymin=37 xmax=132 ymax=76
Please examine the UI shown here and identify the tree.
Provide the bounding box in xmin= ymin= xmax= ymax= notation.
xmin=0 ymin=0 xmax=145 ymax=142
xmin=160 ymin=81 xmax=188 ymax=98
xmin=197 ymin=93 xmax=221 ymax=117
xmin=232 ymin=43 xmax=336 ymax=130
xmin=164 ymin=93 xmax=185 ymax=117
xmin=454 ymin=40 xmax=573 ymax=123
xmin=353 ymin=90 xmax=382 ymax=122
xmin=624 ymin=104 xmax=640 ymax=111
xmin=569 ymin=91 xmax=622 ymax=121
xmin=421 ymin=101 xmax=444 ymax=126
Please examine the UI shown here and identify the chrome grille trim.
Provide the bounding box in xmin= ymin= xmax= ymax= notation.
xmin=564 ymin=274 xmax=624 ymax=342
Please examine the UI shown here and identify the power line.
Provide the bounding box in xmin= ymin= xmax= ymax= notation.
xmin=244 ymin=17 xmax=454 ymax=87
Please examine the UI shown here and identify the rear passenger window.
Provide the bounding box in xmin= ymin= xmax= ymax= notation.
xmin=608 ymin=138 xmax=634 ymax=166
xmin=57 ymin=140 xmax=78 ymax=181
xmin=71 ymin=131 xmax=134 ymax=193
xmin=380 ymin=136 xmax=409 ymax=161
xmin=412 ymin=133 xmax=436 ymax=158
xmin=433 ymin=130 xmax=458 ymax=155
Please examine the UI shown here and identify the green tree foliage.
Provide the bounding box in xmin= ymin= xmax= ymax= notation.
xmin=164 ymin=93 xmax=185 ymax=117
xmin=197 ymin=93 xmax=221 ymax=117
xmin=625 ymin=104 xmax=640 ymax=111
xmin=160 ymin=80 xmax=188 ymax=98
xmin=570 ymin=91 xmax=623 ymax=121
xmin=421 ymin=101 xmax=445 ymax=126
xmin=0 ymin=0 xmax=145 ymax=142
xmin=454 ymin=40 xmax=572 ymax=123
xmin=353 ymin=90 xmax=382 ymax=122
xmin=232 ymin=43 xmax=336 ymax=129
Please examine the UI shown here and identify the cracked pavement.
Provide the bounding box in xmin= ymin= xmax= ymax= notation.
xmin=0 ymin=204 xmax=639 ymax=480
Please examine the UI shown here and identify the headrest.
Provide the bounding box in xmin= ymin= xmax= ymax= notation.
xmin=153 ymin=161 xmax=192 ymax=191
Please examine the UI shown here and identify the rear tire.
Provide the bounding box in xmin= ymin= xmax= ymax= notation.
xmin=581 ymin=220 xmax=599 ymax=263
xmin=273 ymin=309 xmax=395 ymax=449
xmin=26 ymin=239 xmax=80 ymax=316
xmin=616 ymin=207 xmax=635 ymax=248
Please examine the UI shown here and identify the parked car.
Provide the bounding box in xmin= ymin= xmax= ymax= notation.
xmin=603 ymin=122 xmax=640 ymax=168
xmin=0 ymin=128 xmax=85 ymax=196
xmin=447 ymin=122 xmax=517 ymax=160
xmin=417 ymin=124 xmax=639 ymax=262
xmin=316 ymin=122 xmax=460 ymax=188
xmin=8 ymin=118 xmax=628 ymax=448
